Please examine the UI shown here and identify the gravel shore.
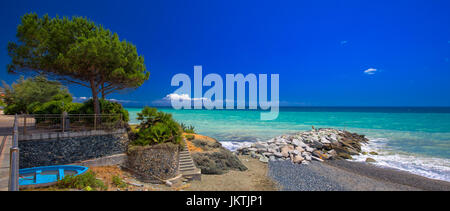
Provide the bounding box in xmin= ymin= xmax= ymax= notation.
xmin=268 ymin=160 xmax=450 ymax=191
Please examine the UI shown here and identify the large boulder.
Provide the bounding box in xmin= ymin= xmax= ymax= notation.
xmin=188 ymin=135 xmax=247 ymax=175
xmin=365 ymin=158 xmax=376 ymax=163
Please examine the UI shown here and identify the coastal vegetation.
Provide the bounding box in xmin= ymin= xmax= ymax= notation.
xmin=131 ymin=107 xmax=182 ymax=146
xmin=57 ymin=170 xmax=107 ymax=191
xmin=1 ymin=76 xmax=129 ymax=120
xmin=7 ymin=13 xmax=149 ymax=116
xmin=181 ymin=123 xmax=196 ymax=134
xmin=112 ymin=175 xmax=128 ymax=188
xmin=1 ymin=76 xmax=73 ymax=114
xmin=75 ymin=98 xmax=129 ymax=122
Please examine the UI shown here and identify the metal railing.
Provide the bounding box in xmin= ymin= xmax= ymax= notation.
xmin=8 ymin=114 xmax=19 ymax=191
xmin=17 ymin=113 xmax=124 ymax=135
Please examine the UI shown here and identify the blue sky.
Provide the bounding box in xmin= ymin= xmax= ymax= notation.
xmin=0 ymin=0 xmax=449 ymax=107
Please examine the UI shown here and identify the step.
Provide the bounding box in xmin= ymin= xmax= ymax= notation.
xmin=178 ymin=139 xmax=202 ymax=181
xmin=179 ymin=154 xmax=191 ymax=157
xmin=180 ymin=163 xmax=196 ymax=168
xmin=180 ymin=165 xmax=195 ymax=169
xmin=180 ymin=164 xmax=196 ymax=168
xmin=180 ymin=167 xmax=196 ymax=171
xmin=179 ymin=157 xmax=192 ymax=161
xmin=180 ymin=168 xmax=196 ymax=172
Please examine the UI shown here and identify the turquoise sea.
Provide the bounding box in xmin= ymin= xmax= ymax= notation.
xmin=126 ymin=107 xmax=450 ymax=182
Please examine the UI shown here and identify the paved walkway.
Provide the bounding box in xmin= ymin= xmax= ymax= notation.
xmin=0 ymin=114 xmax=14 ymax=190
xmin=0 ymin=115 xmax=14 ymax=136
xmin=0 ymin=135 xmax=12 ymax=191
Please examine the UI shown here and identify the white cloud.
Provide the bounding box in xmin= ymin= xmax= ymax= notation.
xmin=364 ymin=68 xmax=377 ymax=75
xmin=108 ymin=98 xmax=135 ymax=103
xmin=152 ymin=93 xmax=207 ymax=106
xmin=72 ymin=96 xmax=91 ymax=102
xmin=164 ymin=93 xmax=206 ymax=101
xmin=164 ymin=93 xmax=191 ymax=101
xmin=72 ymin=96 xmax=134 ymax=104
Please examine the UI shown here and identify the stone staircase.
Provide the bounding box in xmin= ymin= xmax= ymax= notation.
xmin=178 ymin=139 xmax=201 ymax=181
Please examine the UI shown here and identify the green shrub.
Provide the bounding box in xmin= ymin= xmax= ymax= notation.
xmin=0 ymin=100 xmax=6 ymax=108
xmin=65 ymin=102 xmax=84 ymax=114
xmin=2 ymin=76 xmax=72 ymax=114
xmin=57 ymin=170 xmax=107 ymax=191
xmin=78 ymin=98 xmax=129 ymax=122
xmin=4 ymin=104 xmax=21 ymax=115
xmin=180 ymin=123 xmax=196 ymax=134
xmin=185 ymin=134 xmax=195 ymax=141
xmin=131 ymin=107 xmax=182 ymax=146
xmin=112 ymin=175 xmax=127 ymax=188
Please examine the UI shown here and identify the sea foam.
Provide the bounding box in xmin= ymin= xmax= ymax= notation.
xmin=352 ymin=138 xmax=450 ymax=182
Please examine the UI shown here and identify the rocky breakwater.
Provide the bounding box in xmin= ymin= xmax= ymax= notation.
xmin=237 ymin=128 xmax=369 ymax=164
xmin=186 ymin=134 xmax=248 ymax=174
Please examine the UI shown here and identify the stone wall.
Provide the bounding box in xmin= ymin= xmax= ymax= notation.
xmin=19 ymin=133 xmax=129 ymax=168
xmin=126 ymin=143 xmax=180 ymax=182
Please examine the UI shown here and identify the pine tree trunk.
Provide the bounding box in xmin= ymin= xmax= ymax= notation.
xmin=90 ymin=80 xmax=101 ymax=115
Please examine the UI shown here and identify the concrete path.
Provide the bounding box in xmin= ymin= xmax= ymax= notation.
xmin=0 ymin=115 xmax=14 ymax=136
xmin=0 ymin=135 xmax=12 ymax=191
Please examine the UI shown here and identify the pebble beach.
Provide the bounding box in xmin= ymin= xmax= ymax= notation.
xmin=236 ymin=128 xmax=450 ymax=191
xmin=268 ymin=160 xmax=450 ymax=191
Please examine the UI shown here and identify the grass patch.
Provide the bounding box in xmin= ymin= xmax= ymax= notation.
xmin=112 ymin=175 xmax=128 ymax=188
xmin=57 ymin=170 xmax=107 ymax=191
xmin=185 ymin=134 xmax=195 ymax=141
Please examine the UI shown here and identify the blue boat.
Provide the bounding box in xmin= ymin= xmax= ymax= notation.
xmin=19 ymin=165 xmax=89 ymax=188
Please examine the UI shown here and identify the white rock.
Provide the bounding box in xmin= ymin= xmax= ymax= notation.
xmin=257 ymin=148 xmax=267 ymax=153
xmin=320 ymin=137 xmax=331 ymax=144
xmin=268 ymin=148 xmax=277 ymax=153
xmin=293 ymin=155 xmax=304 ymax=164
xmin=299 ymin=142 xmax=308 ymax=148
xmin=305 ymin=155 xmax=312 ymax=161
xmin=254 ymin=143 xmax=267 ymax=149
xmin=311 ymin=140 xmax=323 ymax=148
xmin=327 ymin=149 xmax=337 ymax=157
xmin=312 ymin=156 xmax=324 ymax=162
xmin=263 ymin=152 xmax=273 ymax=157
xmin=330 ymin=134 xmax=338 ymax=142
xmin=292 ymin=139 xmax=301 ymax=147
xmin=259 ymin=156 xmax=269 ymax=163
xmin=291 ymin=150 xmax=300 ymax=155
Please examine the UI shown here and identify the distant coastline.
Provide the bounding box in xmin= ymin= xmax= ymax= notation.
xmin=124 ymin=106 xmax=450 ymax=113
